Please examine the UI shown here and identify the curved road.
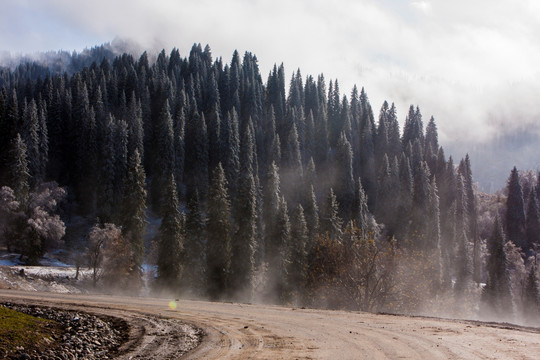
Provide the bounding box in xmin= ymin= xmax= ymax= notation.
xmin=1 ymin=290 xmax=539 ymax=359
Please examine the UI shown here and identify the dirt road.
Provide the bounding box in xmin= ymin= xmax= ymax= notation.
xmin=1 ymin=290 xmax=539 ymax=359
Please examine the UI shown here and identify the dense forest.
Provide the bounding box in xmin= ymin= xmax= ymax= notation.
xmin=0 ymin=43 xmax=538 ymax=323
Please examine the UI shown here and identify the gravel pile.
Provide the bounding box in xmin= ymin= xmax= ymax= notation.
xmin=1 ymin=302 xmax=127 ymax=360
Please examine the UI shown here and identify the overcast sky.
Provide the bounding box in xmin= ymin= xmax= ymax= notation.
xmin=2 ymin=0 xmax=540 ymax=148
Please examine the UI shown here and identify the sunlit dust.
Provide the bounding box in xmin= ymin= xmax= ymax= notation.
xmin=168 ymin=301 xmax=177 ymax=310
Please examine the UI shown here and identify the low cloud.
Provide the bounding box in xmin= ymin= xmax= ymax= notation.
xmin=2 ymin=0 xmax=540 ymax=147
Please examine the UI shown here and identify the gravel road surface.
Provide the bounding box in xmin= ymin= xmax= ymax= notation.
xmin=1 ymin=290 xmax=539 ymax=359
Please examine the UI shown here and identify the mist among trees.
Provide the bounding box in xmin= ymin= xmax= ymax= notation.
xmin=0 ymin=43 xmax=538 ymax=323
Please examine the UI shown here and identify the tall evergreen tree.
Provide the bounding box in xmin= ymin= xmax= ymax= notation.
xmin=525 ymin=187 xmax=540 ymax=253
xmin=231 ymin=124 xmax=257 ymax=298
xmin=304 ymin=184 xmax=320 ymax=247
xmin=37 ymin=98 xmax=49 ymax=182
xmin=220 ymin=109 xmax=240 ymax=197
xmin=97 ymin=114 xmax=116 ymax=222
xmin=289 ymin=204 xmax=309 ymax=300
xmin=120 ymin=149 xmax=147 ymax=285
xmin=8 ymin=134 xmax=30 ymax=204
xmin=22 ymin=99 xmax=40 ymax=187
xmin=321 ymin=188 xmax=343 ymax=240
xmin=151 ymin=101 xmax=175 ymax=214
xmin=522 ymin=265 xmax=540 ymax=323
xmin=410 ymin=161 xmax=431 ymax=247
xmin=352 ymin=178 xmax=371 ymax=238
xmin=183 ymin=190 xmax=206 ymax=295
xmin=156 ymin=174 xmax=183 ymax=290
xmin=506 ymin=167 xmax=526 ymax=251
xmin=184 ymin=110 xmax=209 ymax=200
xmin=206 ymin=163 xmax=232 ymax=300
xmin=335 ymin=132 xmax=354 ymax=220
xmin=481 ymin=216 xmax=513 ymax=321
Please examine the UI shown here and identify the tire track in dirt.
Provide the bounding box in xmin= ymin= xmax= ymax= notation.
xmin=1 ymin=290 xmax=539 ymax=359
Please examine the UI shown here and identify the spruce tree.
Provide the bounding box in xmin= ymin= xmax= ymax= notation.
xmin=410 ymin=161 xmax=431 ymax=247
xmin=231 ymin=124 xmax=257 ymax=298
xmin=37 ymin=98 xmax=49 ymax=182
xmin=525 ymin=187 xmax=540 ymax=253
xmin=206 ymin=163 xmax=232 ymax=300
xmin=321 ymin=188 xmax=343 ymax=240
xmin=120 ymin=149 xmax=147 ymax=285
xmin=506 ymin=167 xmax=526 ymax=252
xmin=352 ymin=178 xmax=371 ymax=238
xmin=156 ymin=174 xmax=183 ymax=290
xmin=184 ymin=110 xmax=209 ymax=200
xmin=274 ymin=195 xmax=291 ymax=302
xmin=289 ymin=204 xmax=309 ymax=300
xmin=220 ymin=109 xmax=240 ymax=197
xmin=335 ymin=132 xmax=354 ymax=220
xmin=183 ymin=190 xmax=206 ymax=295
xmin=304 ymin=184 xmax=320 ymax=247
xmin=22 ymin=99 xmax=40 ymax=187
xmin=481 ymin=216 xmax=513 ymax=321
xmin=522 ymin=265 xmax=540 ymax=323
xmin=459 ymin=155 xmax=480 ymax=282
xmin=8 ymin=134 xmax=30 ymax=205
xmin=263 ymin=161 xmax=282 ymax=259
xmin=98 ymin=114 xmax=116 ymax=222
xmin=151 ymin=101 xmax=176 ymax=214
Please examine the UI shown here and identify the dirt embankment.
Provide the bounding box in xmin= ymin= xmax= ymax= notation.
xmin=1 ymin=290 xmax=539 ymax=360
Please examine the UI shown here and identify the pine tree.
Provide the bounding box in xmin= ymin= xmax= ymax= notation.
xmin=289 ymin=204 xmax=309 ymax=301
xmin=231 ymin=124 xmax=257 ymax=298
xmin=321 ymin=188 xmax=343 ymax=240
xmin=156 ymin=174 xmax=183 ymax=290
xmin=525 ymin=187 xmax=540 ymax=253
xmin=8 ymin=134 xmax=30 ymax=205
xmin=335 ymin=132 xmax=354 ymax=220
xmin=396 ymin=154 xmax=413 ymax=241
xmin=113 ymin=120 xmax=129 ymax=215
xmin=274 ymin=195 xmax=292 ymax=302
xmin=183 ymin=190 xmax=206 ymax=295
xmin=22 ymin=99 xmax=40 ymax=187
xmin=428 ymin=177 xmax=442 ymax=290
xmin=120 ymin=149 xmax=147 ymax=285
xmin=352 ymin=178 xmax=371 ymax=238
xmin=506 ymin=167 xmax=526 ymax=251
xmin=481 ymin=216 xmax=513 ymax=321
xmin=185 ymin=110 xmax=209 ymax=200
xmin=454 ymin=227 xmax=471 ymax=295
xmin=263 ymin=161 xmax=282 ymax=258
xmin=220 ymin=109 xmax=240 ymax=197
xmin=304 ymin=184 xmax=319 ymax=247
xmin=151 ymin=101 xmax=175 ymax=214
xmin=98 ymin=114 xmax=116 ymax=222
xmin=459 ymin=155 xmax=481 ymax=282
xmin=37 ymin=98 xmax=49 ymax=182
xmin=206 ymin=163 xmax=232 ymax=300
xmin=522 ymin=264 xmax=540 ymax=323
xmin=410 ymin=161 xmax=431 ymax=247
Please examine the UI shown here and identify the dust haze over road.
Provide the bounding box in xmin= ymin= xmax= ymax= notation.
xmin=1 ymin=290 xmax=539 ymax=359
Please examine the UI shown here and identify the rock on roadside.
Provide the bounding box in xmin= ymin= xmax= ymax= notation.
xmin=1 ymin=302 xmax=127 ymax=360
